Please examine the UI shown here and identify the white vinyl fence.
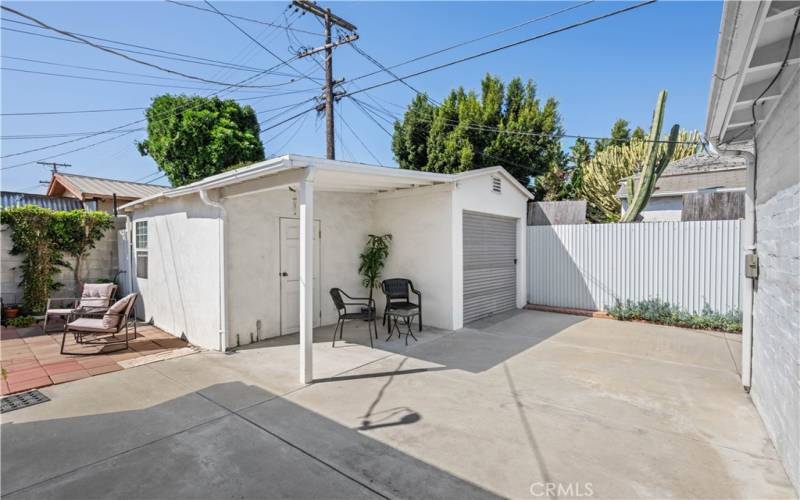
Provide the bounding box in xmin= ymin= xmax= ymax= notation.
xmin=527 ymin=220 xmax=742 ymax=313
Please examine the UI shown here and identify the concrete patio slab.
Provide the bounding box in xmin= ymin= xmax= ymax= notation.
xmin=1 ymin=310 xmax=794 ymax=499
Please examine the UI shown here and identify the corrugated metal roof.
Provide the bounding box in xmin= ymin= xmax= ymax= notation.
xmin=617 ymin=155 xmax=746 ymax=199
xmin=0 ymin=191 xmax=85 ymax=210
xmin=54 ymin=173 xmax=168 ymax=200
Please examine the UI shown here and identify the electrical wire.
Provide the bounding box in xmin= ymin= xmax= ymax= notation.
xmin=165 ymin=0 xmax=324 ymax=37
xmin=338 ymin=103 xmax=384 ymax=166
xmin=2 ymin=67 xmax=312 ymax=93
xmin=341 ymin=1 xmax=656 ymax=97
xmin=1 ymin=23 xmax=296 ymax=76
xmin=1 ymin=55 xmax=306 ymax=88
xmin=724 ymin=8 xmax=800 ymax=144
xmin=201 ymin=1 xmax=323 ymax=86
xmin=1 ymin=6 xmax=307 ymax=89
xmin=346 ymin=1 xmax=595 ymax=86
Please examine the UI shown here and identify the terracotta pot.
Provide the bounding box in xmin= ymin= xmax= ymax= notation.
xmin=4 ymin=307 xmax=19 ymax=319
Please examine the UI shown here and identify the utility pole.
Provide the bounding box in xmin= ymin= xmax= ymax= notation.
xmin=37 ymin=161 xmax=71 ymax=175
xmin=292 ymin=0 xmax=357 ymax=160
xmin=37 ymin=161 xmax=71 ymax=187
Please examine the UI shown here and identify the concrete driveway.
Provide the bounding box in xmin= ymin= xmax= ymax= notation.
xmin=1 ymin=310 xmax=795 ymax=499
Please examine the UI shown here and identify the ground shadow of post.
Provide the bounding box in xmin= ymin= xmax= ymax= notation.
xmin=1 ymin=381 xmax=501 ymax=500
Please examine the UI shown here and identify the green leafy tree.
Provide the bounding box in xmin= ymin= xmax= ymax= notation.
xmin=392 ymin=75 xmax=565 ymax=188
xmin=137 ymin=94 xmax=265 ymax=187
xmin=52 ymin=211 xmax=115 ymax=296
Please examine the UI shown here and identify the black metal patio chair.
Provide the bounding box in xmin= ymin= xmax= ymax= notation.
xmin=381 ymin=278 xmax=422 ymax=333
xmin=329 ymin=288 xmax=377 ymax=348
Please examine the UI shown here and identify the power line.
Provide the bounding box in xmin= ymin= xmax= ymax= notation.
xmin=259 ymin=106 xmax=319 ymax=134
xmin=2 ymin=129 xmax=144 ymax=140
xmin=1 ymin=55 xmax=305 ymax=88
xmin=346 ymin=1 xmax=595 ymax=86
xmin=2 ymin=67 xmax=315 ymax=93
xmin=1 ymin=6 xmax=309 ymax=89
xmin=201 ymin=1 xmax=322 ymax=86
xmin=341 ymin=1 xmax=656 ymax=98
xmin=1 ymin=23 xmax=297 ymax=76
xmin=338 ymin=106 xmax=383 ymax=166
xmin=165 ymin=0 xmax=324 ymax=37
xmin=1 ymin=106 xmax=145 ymax=117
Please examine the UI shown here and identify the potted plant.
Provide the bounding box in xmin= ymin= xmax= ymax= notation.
xmin=3 ymin=303 xmax=20 ymax=319
xmin=358 ymin=234 xmax=392 ymax=315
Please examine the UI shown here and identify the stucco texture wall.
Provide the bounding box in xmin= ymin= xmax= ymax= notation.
xmin=1 ymin=223 xmax=119 ymax=306
xmin=373 ymin=187 xmax=454 ymax=330
xmin=224 ymin=188 xmax=372 ymax=345
xmin=751 ymin=69 xmax=800 ymax=492
xmin=454 ymin=174 xmax=529 ymax=329
xmin=130 ymin=197 xmax=222 ymax=350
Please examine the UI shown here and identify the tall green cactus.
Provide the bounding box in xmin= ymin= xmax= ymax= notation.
xmin=620 ymin=90 xmax=681 ymax=223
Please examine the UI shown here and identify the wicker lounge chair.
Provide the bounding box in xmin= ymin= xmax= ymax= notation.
xmin=329 ymin=288 xmax=377 ymax=348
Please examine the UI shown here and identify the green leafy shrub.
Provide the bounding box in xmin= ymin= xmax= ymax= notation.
xmin=606 ymin=299 xmax=741 ymax=333
xmin=5 ymin=316 xmax=36 ymax=328
xmin=1 ymin=206 xmax=113 ymax=313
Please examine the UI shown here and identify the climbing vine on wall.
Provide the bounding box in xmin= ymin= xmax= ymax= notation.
xmin=1 ymin=206 xmax=113 ymax=313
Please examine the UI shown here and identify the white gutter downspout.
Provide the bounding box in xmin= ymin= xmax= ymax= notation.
xmin=199 ymin=189 xmax=228 ymax=352
xmin=711 ymin=142 xmax=756 ymax=390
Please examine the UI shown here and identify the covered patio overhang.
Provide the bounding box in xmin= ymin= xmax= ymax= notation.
xmin=121 ymin=155 xmax=459 ymax=383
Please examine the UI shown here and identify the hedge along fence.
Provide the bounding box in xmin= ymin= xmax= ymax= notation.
xmin=0 ymin=206 xmax=114 ymax=314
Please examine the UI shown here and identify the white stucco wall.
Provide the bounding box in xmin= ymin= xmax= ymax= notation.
xmin=372 ymin=186 xmax=455 ymax=330
xmin=128 ymin=196 xmax=222 ymax=350
xmin=750 ymin=69 xmax=800 ymax=493
xmin=122 ymin=168 xmax=530 ymax=349
xmin=620 ymin=196 xmax=684 ymax=222
xmin=224 ymin=187 xmax=372 ymax=346
xmin=2 ymin=224 xmax=119 ymax=306
xmin=452 ymin=174 xmax=529 ymax=329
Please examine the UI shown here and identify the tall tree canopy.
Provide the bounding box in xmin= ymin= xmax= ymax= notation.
xmin=392 ymin=75 xmax=564 ymax=188
xmin=137 ymin=94 xmax=265 ymax=187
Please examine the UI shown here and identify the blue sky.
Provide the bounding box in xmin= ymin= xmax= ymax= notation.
xmin=1 ymin=1 xmax=723 ymax=193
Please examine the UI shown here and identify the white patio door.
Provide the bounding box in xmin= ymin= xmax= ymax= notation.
xmin=279 ymin=217 xmax=321 ymax=335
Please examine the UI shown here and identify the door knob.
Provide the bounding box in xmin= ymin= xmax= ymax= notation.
xmin=280 ymin=272 xmax=288 ymax=277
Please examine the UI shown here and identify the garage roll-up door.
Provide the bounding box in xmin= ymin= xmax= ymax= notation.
xmin=463 ymin=211 xmax=517 ymax=324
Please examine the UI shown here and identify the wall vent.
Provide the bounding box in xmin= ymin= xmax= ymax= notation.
xmin=491 ymin=176 xmax=502 ymax=194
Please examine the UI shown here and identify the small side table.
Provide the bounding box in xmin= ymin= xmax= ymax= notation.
xmin=386 ymin=308 xmax=419 ymax=345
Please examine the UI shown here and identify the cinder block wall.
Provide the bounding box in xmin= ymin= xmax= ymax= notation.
xmin=751 ymin=70 xmax=800 ymax=492
xmin=1 ymin=224 xmax=119 ymax=306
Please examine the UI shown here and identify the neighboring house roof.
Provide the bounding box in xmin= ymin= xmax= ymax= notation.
xmin=617 ymin=154 xmax=746 ymax=199
xmin=119 ymin=154 xmax=533 ymax=212
xmin=0 ymin=191 xmax=85 ymax=210
xmin=47 ymin=173 xmax=169 ymax=201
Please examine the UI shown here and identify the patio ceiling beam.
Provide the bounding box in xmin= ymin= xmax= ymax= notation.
xmin=220 ymin=168 xmax=308 ymax=199
xmin=299 ymin=168 xmax=315 ymax=384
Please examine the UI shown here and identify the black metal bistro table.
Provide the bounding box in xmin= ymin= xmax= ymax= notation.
xmin=386 ymin=308 xmax=420 ymax=345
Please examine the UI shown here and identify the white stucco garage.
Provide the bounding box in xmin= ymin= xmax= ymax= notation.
xmin=118 ymin=155 xmax=531 ymax=382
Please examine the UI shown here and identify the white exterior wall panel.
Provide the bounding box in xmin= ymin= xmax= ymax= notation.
xmin=528 ymin=220 xmax=742 ymax=313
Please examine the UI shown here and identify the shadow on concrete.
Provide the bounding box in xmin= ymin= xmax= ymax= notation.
xmin=1 ymin=381 xmax=501 ymax=500
xmin=400 ymin=309 xmax=587 ymax=373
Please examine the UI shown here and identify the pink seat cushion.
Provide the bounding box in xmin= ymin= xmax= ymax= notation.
xmin=101 ymin=293 xmax=135 ymax=329
xmin=47 ymin=308 xmax=74 ymax=315
xmin=79 ymin=283 xmax=115 ymax=308
xmin=67 ymin=317 xmax=116 ymax=333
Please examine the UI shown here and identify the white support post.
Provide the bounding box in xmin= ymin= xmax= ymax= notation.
xmin=298 ymin=170 xmax=315 ymax=384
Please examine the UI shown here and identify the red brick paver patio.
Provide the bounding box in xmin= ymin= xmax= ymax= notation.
xmin=1 ymin=322 xmax=195 ymax=395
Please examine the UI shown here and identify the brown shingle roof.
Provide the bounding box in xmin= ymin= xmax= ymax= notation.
xmin=617 ymin=154 xmax=746 ymax=199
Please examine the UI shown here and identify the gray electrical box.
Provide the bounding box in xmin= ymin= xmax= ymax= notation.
xmin=745 ymin=253 xmax=759 ymax=279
